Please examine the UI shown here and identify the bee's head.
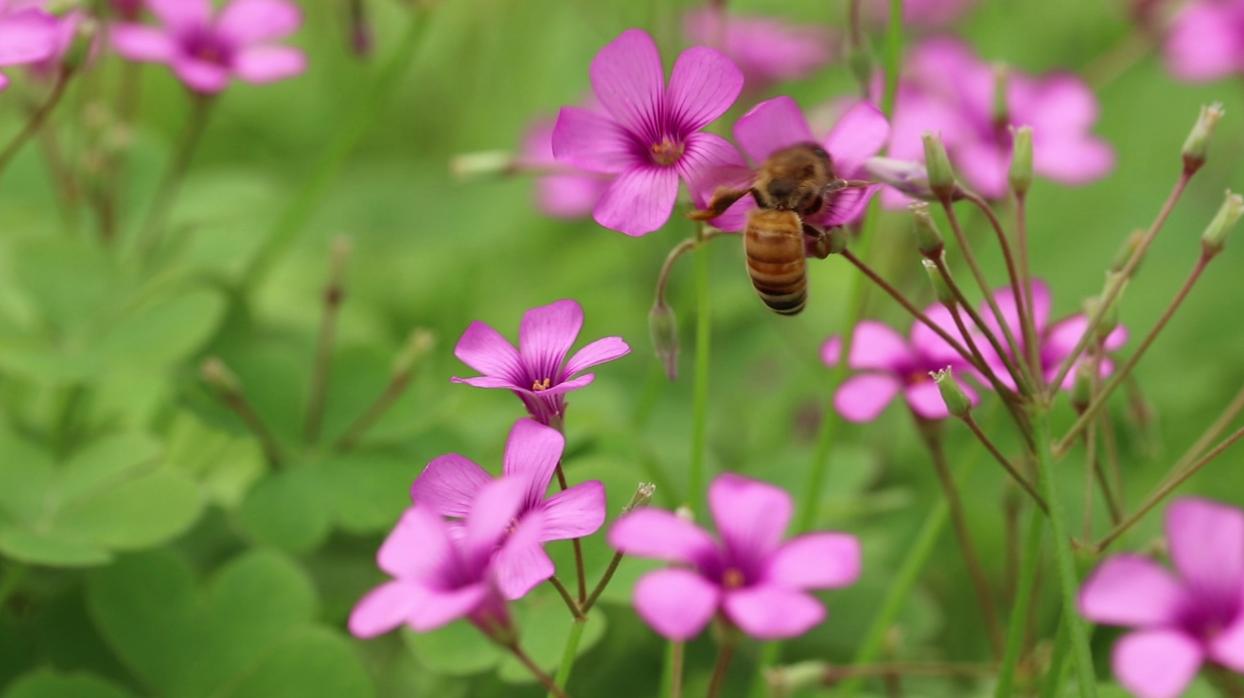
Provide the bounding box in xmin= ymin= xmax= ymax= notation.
xmin=758 ymin=143 xmax=834 ymax=214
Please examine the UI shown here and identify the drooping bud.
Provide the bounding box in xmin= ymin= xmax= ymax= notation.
xmin=1182 ymin=103 xmax=1224 ymax=174
xmin=449 ymin=151 xmax=515 ymax=181
xmin=992 ymin=63 xmax=1011 ymax=126
xmin=910 ymin=202 xmax=944 ymax=258
xmin=1201 ymin=189 xmax=1243 ymax=258
xmin=922 ymin=259 xmax=956 ymax=308
xmin=392 ymin=328 xmax=436 ymax=378
xmin=863 ymin=157 xmax=937 ymax=201
xmin=1009 ymin=126 xmax=1033 ymax=196
xmin=1110 ymin=230 xmax=1146 ymax=274
xmin=921 ymin=132 xmax=956 ymax=202
xmin=649 ymin=300 xmax=679 ymax=381
xmin=931 ymin=367 xmax=971 ymax=417
xmin=1071 ymin=360 xmax=1093 ymax=413
xmin=201 ymin=357 xmax=241 ymax=394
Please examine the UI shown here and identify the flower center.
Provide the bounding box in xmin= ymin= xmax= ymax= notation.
xmin=722 ymin=568 xmax=746 ymax=590
xmin=907 ymin=370 xmax=929 ymax=386
xmin=650 ymin=138 xmax=685 ymax=167
xmin=531 ymin=378 xmax=552 ymax=391
xmin=183 ymin=30 xmax=233 ymax=67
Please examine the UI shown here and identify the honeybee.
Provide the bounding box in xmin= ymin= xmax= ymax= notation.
xmin=690 ymin=142 xmax=864 ymax=315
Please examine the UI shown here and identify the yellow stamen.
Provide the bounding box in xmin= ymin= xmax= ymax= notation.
xmin=650 ymin=138 xmax=685 ymax=166
xmin=723 ymin=568 xmax=745 ymax=589
xmin=531 ymin=378 xmax=552 ymax=391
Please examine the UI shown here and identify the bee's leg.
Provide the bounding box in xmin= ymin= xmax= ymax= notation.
xmin=688 ymin=187 xmax=753 ymax=221
xmin=803 ymin=222 xmax=834 ymax=259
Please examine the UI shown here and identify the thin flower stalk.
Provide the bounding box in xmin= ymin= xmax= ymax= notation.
xmin=552 ymin=617 xmax=587 ymax=693
xmin=959 ymin=413 xmax=1046 ymax=512
xmin=305 ymin=237 xmax=351 ymax=444
xmin=995 ymin=505 xmax=1043 ymax=698
xmin=136 ymin=95 xmax=214 ymax=263
xmin=689 ymin=232 xmax=712 ymax=516
xmin=508 ymin=642 xmax=570 ymax=698
xmin=707 ymin=634 xmax=737 ymax=698
xmin=201 ymin=357 xmax=284 ymax=468
xmin=334 ymin=329 xmax=434 ymax=451
xmin=1013 ymin=191 xmax=1040 ymax=377
xmin=0 ymin=64 xmax=76 ymax=178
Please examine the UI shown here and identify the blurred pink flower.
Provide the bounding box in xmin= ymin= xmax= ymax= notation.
xmin=0 ymin=1 xmax=59 ymax=90
xmin=111 ymin=0 xmax=305 ymax=93
xmin=349 ymin=478 xmax=550 ymax=639
xmin=866 ymin=0 xmax=977 ymax=27
xmin=683 ymin=8 xmax=833 ymax=90
xmin=452 ymin=299 xmax=630 ymax=426
xmin=1080 ymin=498 xmax=1244 ymax=698
xmin=28 ymin=8 xmax=91 ymax=78
xmin=700 ymin=95 xmax=890 ymax=232
xmin=884 ymin=38 xmax=1113 ymax=201
xmin=1163 ymin=0 xmax=1244 ymax=81
xmin=519 ymin=117 xmax=610 ymax=219
xmin=609 ymin=474 xmax=860 ymax=640
xmin=822 ymin=306 xmax=977 ymax=422
xmin=411 ymin=419 xmax=605 ymax=596
xmin=551 ymin=28 xmax=744 ymax=236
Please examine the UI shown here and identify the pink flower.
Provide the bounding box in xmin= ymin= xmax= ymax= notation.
xmin=348 ymin=478 xmax=551 ymax=639
xmin=1080 ymin=498 xmax=1244 ymax=698
xmin=519 ymin=117 xmax=610 ymax=219
xmin=683 ymin=8 xmax=833 ymax=91
xmin=551 ymin=29 xmax=744 ymax=236
xmin=111 ymin=0 xmax=305 ymax=93
xmin=866 ymin=0 xmax=977 ymax=27
xmin=1163 ymin=0 xmax=1244 ymax=82
xmin=410 ymin=419 xmax=605 ymax=595
xmin=822 ymin=305 xmax=977 ymax=422
xmin=0 ymin=1 xmax=59 ymax=90
xmin=701 ymin=95 xmax=890 ymax=232
xmin=609 ymin=474 xmax=860 ymax=640
xmin=28 ymin=9 xmax=90 ymax=78
xmin=452 ymin=299 xmax=631 ymax=426
xmin=884 ymin=38 xmax=1113 ymax=201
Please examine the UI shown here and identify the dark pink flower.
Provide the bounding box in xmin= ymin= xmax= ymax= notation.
xmin=452 ymin=299 xmax=631 ymax=426
xmin=1080 ymin=498 xmax=1244 ymax=698
xmin=683 ymin=8 xmax=833 ymax=91
xmin=0 ymin=1 xmax=59 ymax=90
xmin=411 ymin=419 xmax=605 ymax=596
xmin=609 ymin=474 xmax=860 ymax=640
xmin=551 ymin=29 xmax=744 ymax=236
xmin=1163 ymin=0 xmax=1244 ymax=82
xmin=349 ymin=478 xmax=550 ymax=639
xmin=701 ymin=95 xmax=890 ymax=232
xmin=822 ymin=305 xmax=976 ymax=422
xmin=111 ymin=0 xmax=305 ymax=93
xmin=884 ymin=38 xmax=1113 ymax=201
xmin=519 ymin=117 xmax=610 ymax=219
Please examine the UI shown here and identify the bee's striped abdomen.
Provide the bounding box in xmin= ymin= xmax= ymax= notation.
xmin=744 ymin=210 xmax=807 ymax=316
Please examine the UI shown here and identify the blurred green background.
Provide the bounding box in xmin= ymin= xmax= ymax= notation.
xmin=0 ymin=0 xmax=1241 ymax=696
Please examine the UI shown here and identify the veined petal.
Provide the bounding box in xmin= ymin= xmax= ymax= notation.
xmin=1166 ymin=498 xmax=1244 ymax=609
xmin=493 ymin=510 xmax=554 ymax=600
xmin=450 ymin=375 xmax=518 ymax=390
xmin=233 ymin=45 xmax=306 ymax=84
xmin=733 ymin=96 xmax=815 ymax=164
xmin=678 ymin=131 xmax=746 ymax=190
xmin=589 ymin=29 xmax=665 ymax=138
xmin=593 ymin=165 xmax=680 ymax=236
xmin=609 ymin=509 xmax=717 ymax=564
xmin=1112 ymin=629 xmax=1204 ymax=698
xmin=1079 ymin=555 xmax=1187 ymax=627
xmin=410 ymin=454 xmax=492 ymax=518
xmin=218 ymin=0 xmax=301 ymax=44
xmin=633 ymin=569 xmax=720 ymax=640
xmin=110 ymin=24 xmax=175 ymax=62
xmin=541 ymin=481 xmax=606 ymax=541
xmin=519 ymin=299 xmax=583 ymax=384
xmin=502 ymin=419 xmax=565 ymax=503
xmin=823 ymin=101 xmax=889 ymax=176
xmin=724 ymin=586 xmax=825 ymax=640
xmin=408 ymin=584 xmax=489 ymax=632
xmin=709 ymin=474 xmax=791 ymax=568
xmin=767 ymin=533 xmax=860 ymax=589
xmin=552 ymin=106 xmax=634 ymax=174
xmin=149 ymin=0 xmax=211 ymax=31
xmin=454 ymin=320 xmax=523 ymax=383
xmin=666 ymin=45 xmax=743 ymax=132
xmin=834 ymin=374 xmax=902 ymax=422
xmin=348 ymin=580 xmax=428 ymax=638
xmin=806 ymin=184 xmax=875 ymax=227
xmin=378 ymin=506 xmax=451 ymax=580
xmin=564 ymin=336 xmax=630 ymax=377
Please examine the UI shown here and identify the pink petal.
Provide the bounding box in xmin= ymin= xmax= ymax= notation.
xmin=609 ymin=509 xmax=717 ymax=565
xmin=593 ymin=165 xmax=680 ymax=236
xmin=464 ymin=478 xmax=527 ymax=563
xmin=983 ymin=279 xmax=1051 ymax=341
xmin=541 ymin=481 xmax=606 ymax=541
xmin=834 ymin=374 xmax=902 ymax=422
xmin=1209 ymin=612 xmax=1244 ymax=672
xmin=348 ymin=580 xmax=428 ymax=638
xmin=519 ymin=299 xmax=583 ymax=384
xmin=409 ymin=584 xmax=489 ymax=632
xmin=767 ymin=533 xmax=860 ymax=589
xmin=709 ymin=474 xmax=791 ymax=566
xmin=172 ymin=56 xmax=231 ymax=93
xmin=110 ymin=24 xmax=175 ymax=62
xmin=450 ymin=375 xmax=517 ymax=390
xmin=956 ymin=140 xmax=1010 ymax=200
xmin=1112 ymin=629 xmax=1204 ymax=698
xmin=218 ymin=0 xmax=301 ymax=44
xmin=665 ymin=45 xmax=742 ymax=132
xmin=910 ymin=302 xmax=968 ymax=366
xmin=1164 ymin=3 xmax=1244 ymax=82
xmin=633 ymin=569 xmax=720 ymax=640
xmin=378 ymin=506 xmax=451 ymax=580
xmin=527 ymin=372 xmax=595 ymax=397
xmin=1104 ymin=324 xmax=1129 ymax=352
xmin=843 ymin=321 xmax=911 ymax=371
xmin=233 ymin=45 xmax=306 ymax=84
xmin=564 ymin=336 xmax=630 ymax=377
xmin=678 ymin=131 xmax=747 ymax=192
xmin=905 ymin=379 xmax=976 ymax=420
xmin=454 ymin=320 xmax=522 ymax=383
xmin=410 ymin=454 xmax=491 ymax=518
xmin=823 ymin=101 xmax=890 ymax=176
xmin=502 ymin=419 xmax=565 ymax=503
xmin=551 ymin=106 xmax=634 ymax=174
xmin=1024 ymin=74 xmax=1099 ymax=134
xmin=149 ymin=0 xmax=211 ymax=31
xmin=0 ymin=10 xmax=57 ymax=65
xmin=806 ymin=184 xmax=877 ymax=227
xmin=536 ymin=173 xmax=608 ymax=218
xmin=589 ymin=29 xmax=665 ymax=138
xmin=1033 ymin=136 xmax=1114 ymax=185
xmin=1166 ymin=498 xmax=1244 ymax=608
xmin=733 ymin=95 xmax=815 ymax=164
xmin=1078 ymin=555 xmax=1187 ymax=627
xmin=492 ymin=510 xmax=554 ymax=600
xmin=724 ymin=585 xmax=825 ymax=639
xmin=702 ymin=11 xmax=831 ymax=86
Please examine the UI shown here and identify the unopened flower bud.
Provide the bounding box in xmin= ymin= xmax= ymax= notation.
xmin=931 ymin=367 xmax=971 ymax=417
xmin=649 ymin=300 xmax=679 ymax=381
xmin=1083 ymin=296 xmax=1119 ymax=346
xmin=1009 ymin=126 xmax=1033 ymax=196
xmin=863 ymin=157 xmax=937 ymax=201
xmin=767 ymin=662 xmax=828 ymax=694
xmin=1201 ymin=189 xmax=1243 ymax=258
xmin=921 ymin=132 xmax=956 ymax=201
xmin=201 ymin=357 xmax=240 ymax=394
xmin=1182 ymin=103 xmax=1224 ymax=174
xmin=392 ymin=328 xmax=436 ymax=378
xmin=910 ymin=202 xmax=944 ymax=258
xmin=1110 ymin=230 xmax=1146 ymax=274
xmin=992 ymin=63 xmax=1011 ymax=125
xmin=922 ymin=259 xmax=956 ymax=307
xmin=625 ymin=482 xmax=656 ymax=513
xmin=674 ymin=505 xmax=694 ymax=522
xmin=449 ymin=150 xmax=515 ymax=181
xmin=1071 ymin=361 xmax=1093 ymax=412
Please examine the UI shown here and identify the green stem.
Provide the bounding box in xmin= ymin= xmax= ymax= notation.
xmin=689 ymin=236 xmax=712 ymax=514
xmin=1040 ymin=618 xmax=1072 ymax=698
xmin=660 ymin=641 xmax=684 ymax=698
xmin=136 ymin=94 xmax=213 ymax=264
xmin=1032 ymin=409 xmax=1097 ymax=697
xmin=995 ymin=506 xmax=1044 ymax=697
xmin=551 ymin=616 xmax=587 ymax=694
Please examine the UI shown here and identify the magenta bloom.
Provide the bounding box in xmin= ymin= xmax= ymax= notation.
xmin=683 ymin=8 xmax=833 ymax=91
xmin=452 ymin=299 xmax=631 ymax=426
xmin=551 ymin=29 xmax=744 ymax=236
xmin=609 ymin=474 xmax=860 ymax=640
xmin=1163 ymin=0 xmax=1244 ymax=81
xmin=519 ymin=117 xmax=610 ymax=219
xmin=1080 ymin=499 xmax=1244 ymax=698
xmin=0 ymin=1 xmax=58 ymax=90
xmin=111 ymin=0 xmax=305 ymax=93
xmin=823 ymin=305 xmax=977 ymax=422
xmin=411 ymin=419 xmax=605 ymax=595
xmin=885 ymin=38 xmax=1112 ymax=200
xmin=349 ymin=478 xmax=550 ymax=639
xmin=702 ymin=95 xmax=890 ymax=232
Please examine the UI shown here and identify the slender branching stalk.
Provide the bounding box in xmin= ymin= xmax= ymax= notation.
xmin=201 ymin=358 xmax=285 ymax=468
xmin=959 ymin=414 xmax=1047 ymax=512
xmin=0 ymin=66 xmax=76 ymax=177
xmin=305 ymin=237 xmax=352 ymax=444
xmin=333 ymin=328 xmax=434 ymax=451
xmin=136 ymin=94 xmax=214 ymax=263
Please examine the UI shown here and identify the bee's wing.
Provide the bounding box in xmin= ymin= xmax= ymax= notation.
xmin=809 ymin=183 xmax=880 ymax=227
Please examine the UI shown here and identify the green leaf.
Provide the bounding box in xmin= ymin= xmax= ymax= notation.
xmin=94 ymin=289 xmax=226 ymax=372
xmin=165 ymin=412 xmax=265 ymax=507
xmin=312 ymin=450 xmax=415 ymax=535
xmin=224 ymin=628 xmax=373 ymax=698
xmin=404 ymin=621 xmax=503 ymax=677
xmin=236 ymin=468 xmax=331 ymax=554
xmin=2 ymin=669 xmax=134 ymax=698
